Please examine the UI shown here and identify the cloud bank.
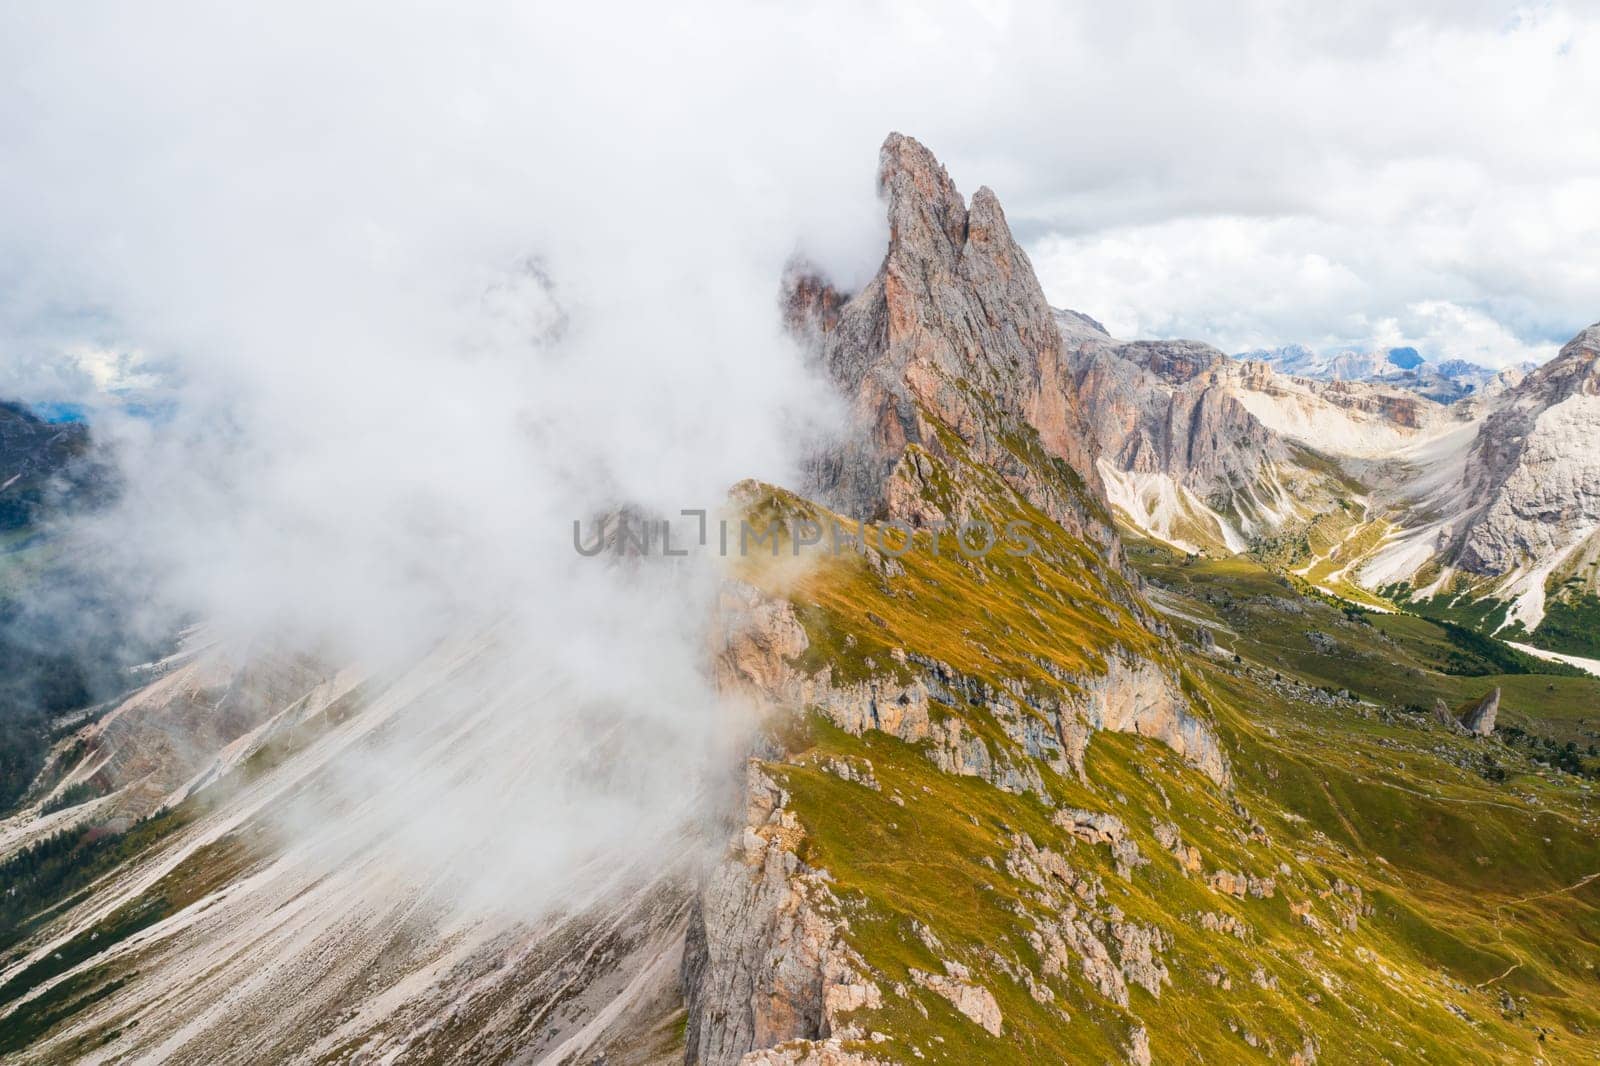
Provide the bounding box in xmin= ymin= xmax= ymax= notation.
xmin=6 ymin=2 xmax=1598 ymax=397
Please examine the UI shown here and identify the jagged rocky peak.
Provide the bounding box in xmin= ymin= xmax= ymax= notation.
xmin=789 ymin=132 xmax=1109 ymax=547
xmin=879 ymin=131 xmax=970 ymax=266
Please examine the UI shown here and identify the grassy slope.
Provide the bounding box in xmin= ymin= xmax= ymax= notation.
xmin=738 ymin=444 xmax=1600 ymax=1063
xmin=1133 ymin=543 xmax=1599 ymax=750
xmin=1384 ymin=563 xmax=1600 ymax=663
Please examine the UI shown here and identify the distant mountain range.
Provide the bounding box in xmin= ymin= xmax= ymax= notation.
xmin=1232 ymin=343 xmax=1534 ymax=406
xmin=1070 ymin=318 xmax=1600 ymax=660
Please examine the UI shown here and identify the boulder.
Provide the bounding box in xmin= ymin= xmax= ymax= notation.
xmin=1462 ymin=687 xmax=1500 ymax=736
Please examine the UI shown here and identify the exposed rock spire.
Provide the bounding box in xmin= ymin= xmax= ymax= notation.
xmin=791 ymin=132 xmax=1111 ymax=551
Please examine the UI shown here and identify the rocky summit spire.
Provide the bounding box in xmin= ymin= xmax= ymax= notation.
xmin=878 ymin=132 xmax=969 ymax=266
xmin=792 ymin=132 xmax=1111 ymax=553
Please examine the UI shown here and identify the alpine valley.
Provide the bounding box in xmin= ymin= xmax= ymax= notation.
xmin=3 ymin=135 xmax=1599 ymax=1066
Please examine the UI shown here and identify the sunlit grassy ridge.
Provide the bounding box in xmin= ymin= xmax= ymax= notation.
xmin=733 ymin=437 xmax=1600 ymax=1062
xmin=733 ymin=442 xmax=1163 ymax=703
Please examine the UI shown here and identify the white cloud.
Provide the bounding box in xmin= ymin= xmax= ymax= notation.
xmin=4 ymin=3 xmax=1597 ymax=384
xmin=1390 ymin=301 xmax=1560 ymax=367
xmin=1008 ymin=3 xmax=1600 ymax=364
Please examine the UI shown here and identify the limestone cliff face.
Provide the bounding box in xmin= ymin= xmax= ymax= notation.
xmin=791 ymin=134 xmax=1111 ymax=555
xmin=1453 ymin=324 xmax=1600 ymax=583
xmin=1060 ymin=328 xmax=1349 ymax=551
xmin=712 ymin=582 xmax=1229 ymax=793
xmin=1339 ymin=322 xmax=1600 ymax=631
xmin=682 ymin=762 xmax=881 ymax=1066
xmin=1066 ymin=336 xmax=1292 ymax=505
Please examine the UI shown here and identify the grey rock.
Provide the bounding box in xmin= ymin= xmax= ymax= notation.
xmin=682 ymin=764 xmax=881 ymax=1066
xmin=1433 ymin=698 xmax=1466 ymax=733
xmin=1462 ymin=687 xmax=1501 ymax=736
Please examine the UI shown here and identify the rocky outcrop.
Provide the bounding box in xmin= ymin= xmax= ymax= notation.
xmin=1462 ymin=687 xmax=1500 ymax=736
xmin=1429 ymin=692 xmax=1498 ymax=738
xmin=1054 ymin=807 xmax=1147 ymax=879
xmin=715 ymin=581 xmax=1229 ymax=792
xmin=908 ymin=963 xmax=1003 ymax=1036
xmin=1027 ymin=905 xmax=1170 ymax=1011
xmin=1433 ymin=698 xmax=1466 ymax=734
xmin=740 ymin=1042 xmax=891 ymax=1066
xmin=683 ymin=764 xmax=883 ymax=1066
xmin=1208 ymin=870 xmax=1276 ymax=899
xmin=1152 ymin=819 xmax=1203 ymax=874
xmin=789 ymin=134 xmax=1113 ymax=555
xmin=1126 ymin=1024 xmax=1153 ymax=1066
xmin=1004 ymin=830 xmax=1172 ymax=1013
xmin=1059 ymin=653 xmax=1231 ymax=787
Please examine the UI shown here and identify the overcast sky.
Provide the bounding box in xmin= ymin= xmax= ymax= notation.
xmin=2 ymin=0 xmax=1597 ymax=413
